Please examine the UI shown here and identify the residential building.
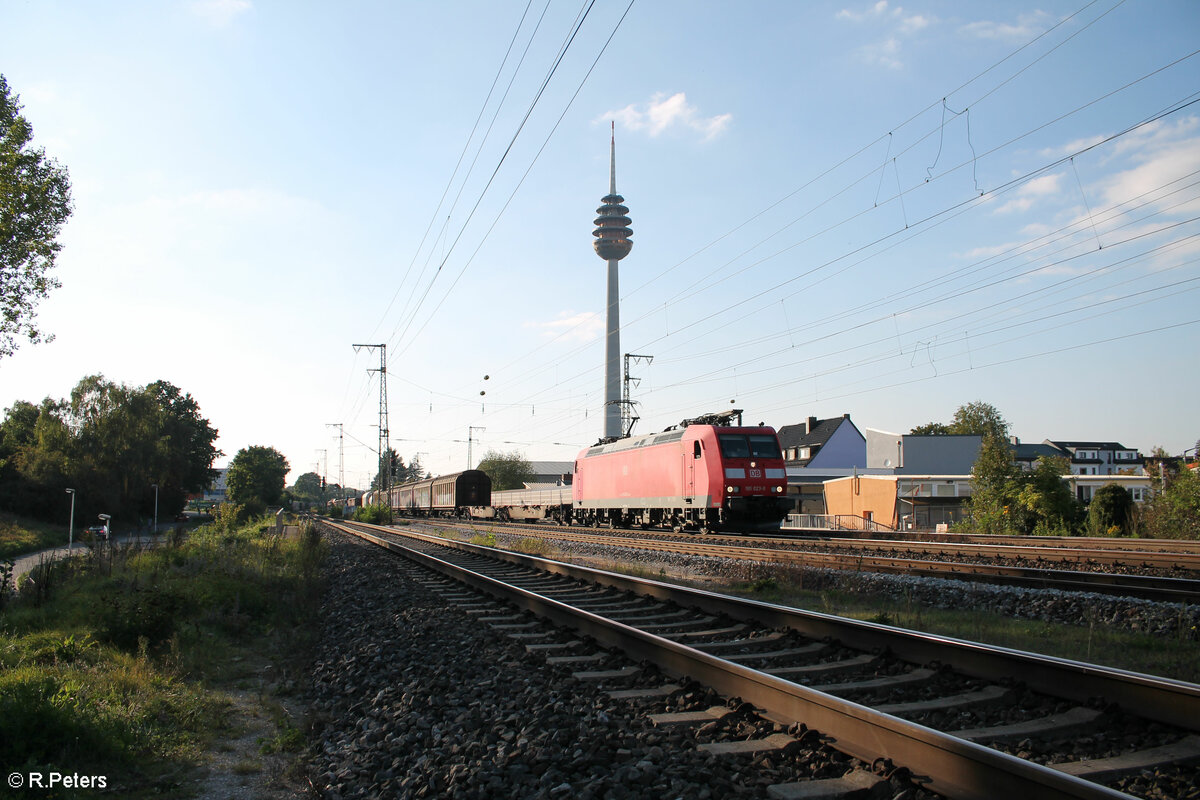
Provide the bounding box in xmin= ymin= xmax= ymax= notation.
xmin=777 ymin=414 xmax=866 ymax=468
xmin=189 ymin=467 xmax=228 ymax=505
xmin=1043 ymin=440 xmax=1143 ymax=476
xmin=1008 ymin=438 xmax=1063 ymax=471
xmin=778 ymin=414 xmax=867 ymax=514
xmin=1064 ymin=473 xmax=1153 ymax=504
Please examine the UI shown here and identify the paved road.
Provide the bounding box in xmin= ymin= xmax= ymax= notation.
xmin=7 ymin=531 xmax=170 ymax=582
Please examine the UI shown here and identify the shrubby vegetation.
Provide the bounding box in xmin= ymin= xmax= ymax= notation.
xmin=1140 ymin=466 xmax=1200 ymax=539
xmin=0 ymin=516 xmax=326 ymax=790
xmin=1087 ymin=483 xmax=1135 ymax=536
xmin=353 ymin=503 xmax=393 ymax=525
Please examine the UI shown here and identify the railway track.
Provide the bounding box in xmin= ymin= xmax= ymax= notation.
xmin=413 ymin=518 xmax=1200 ymax=604
xmin=327 ymin=518 xmax=1200 ymax=800
xmin=786 ymin=530 xmax=1200 ymax=556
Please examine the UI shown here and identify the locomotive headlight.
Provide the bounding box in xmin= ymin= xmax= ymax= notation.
xmin=726 ymin=485 xmax=739 ymax=493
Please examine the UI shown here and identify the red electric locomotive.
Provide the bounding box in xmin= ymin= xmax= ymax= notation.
xmin=572 ymin=410 xmax=788 ymax=533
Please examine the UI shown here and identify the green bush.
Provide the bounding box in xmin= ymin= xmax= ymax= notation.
xmin=354 ymin=504 xmax=393 ymax=525
xmin=98 ymin=584 xmax=185 ymax=652
xmin=1087 ymin=484 xmax=1134 ymax=536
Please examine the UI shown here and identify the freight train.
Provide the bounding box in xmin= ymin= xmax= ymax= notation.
xmin=362 ymin=410 xmax=790 ymax=533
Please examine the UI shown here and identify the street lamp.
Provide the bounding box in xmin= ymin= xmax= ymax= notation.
xmin=98 ymin=513 xmax=111 ymax=545
xmin=65 ymin=488 xmax=76 ymax=551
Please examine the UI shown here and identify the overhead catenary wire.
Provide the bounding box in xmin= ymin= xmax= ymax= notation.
xmin=342 ymin=1 xmax=1199 ymax=470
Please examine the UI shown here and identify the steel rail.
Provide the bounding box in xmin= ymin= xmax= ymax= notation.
xmin=330 ymin=520 xmax=1137 ymax=800
xmin=786 ymin=531 xmax=1200 ymax=554
xmin=451 ymin=516 xmax=1200 ymax=571
xmin=423 ymin=520 xmax=1200 ymax=603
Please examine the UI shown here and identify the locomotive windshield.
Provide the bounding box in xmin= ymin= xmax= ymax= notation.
xmin=718 ymin=435 xmax=750 ymax=458
xmin=719 ymin=434 xmax=782 ymax=459
xmin=748 ymin=434 xmax=782 ymax=459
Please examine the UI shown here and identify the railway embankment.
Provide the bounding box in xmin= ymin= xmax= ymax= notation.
xmin=309 ymin=529 xmax=930 ymax=800
xmin=427 ymin=525 xmax=1200 ymax=682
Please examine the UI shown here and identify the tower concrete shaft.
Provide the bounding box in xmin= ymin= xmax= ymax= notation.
xmin=593 ymin=124 xmax=632 ymax=440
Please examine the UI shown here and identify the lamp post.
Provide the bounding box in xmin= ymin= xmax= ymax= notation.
xmin=98 ymin=513 xmax=111 ymax=546
xmin=65 ymin=488 xmax=76 ymax=551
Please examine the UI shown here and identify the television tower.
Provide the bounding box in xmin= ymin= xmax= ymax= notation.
xmin=592 ymin=122 xmax=633 ymax=440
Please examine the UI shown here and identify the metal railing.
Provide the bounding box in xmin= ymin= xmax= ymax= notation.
xmin=782 ymin=513 xmax=896 ymax=533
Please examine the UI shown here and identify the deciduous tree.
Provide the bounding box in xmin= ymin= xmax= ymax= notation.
xmin=476 ymin=449 xmax=533 ymax=491
xmin=226 ymin=446 xmax=289 ymax=511
xmin=948 ymin=401 xmax=1009 ymax=442
xmin=1016 ymin=455 xmax=1079 ymax=535
xmin=965 ymin=436 xmax=1022 ymax=534
xmin=909 ymin=401 xmax=1009 ymax=443
xmin=1 ymin=75 xmax=73 ymax=358
xmin=291 ymin=471 xmax=324 ymax=501
xmin=1141 ymin=466 xmax=1200 ymax=540
xmin=0 ymin=376 xmax=218 ymax=523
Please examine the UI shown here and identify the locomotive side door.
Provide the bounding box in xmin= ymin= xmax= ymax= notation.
xmin=685 ymin=439 xmax=700 ymax=507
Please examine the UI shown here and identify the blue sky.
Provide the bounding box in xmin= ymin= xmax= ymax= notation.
xmin=2 ymin=0 xmax=1198 ymax=488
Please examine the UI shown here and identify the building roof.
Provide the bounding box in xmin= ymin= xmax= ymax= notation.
xmin=528 ymin=460 xmax=574 ymax=476
xmin=1046 ymin=440 xmax=1134 ymax=452
xmin=1011 ymin=442 xmax=1063 ymax=461
xmin=777 ymin=415 xmax=851 ymax=449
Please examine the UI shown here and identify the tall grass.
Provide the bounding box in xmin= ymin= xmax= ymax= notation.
xmin=0 ymin=516 xmax=327 ymax=794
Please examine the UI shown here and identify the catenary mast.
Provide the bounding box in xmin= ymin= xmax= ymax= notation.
xmin=592 ymin=122 xmax=633 ymax=440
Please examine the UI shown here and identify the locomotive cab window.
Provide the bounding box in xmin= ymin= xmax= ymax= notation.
xmin=718 ymin=435 xmax=751 ymax=459
xmin=693 ymin=441 xmax=702 ymax=459
xmin=748 ymin=434 xmax=782 ymax=459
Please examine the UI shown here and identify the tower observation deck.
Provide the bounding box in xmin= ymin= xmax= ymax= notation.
xmin=593 ymin=124 xmax=632 ymax=440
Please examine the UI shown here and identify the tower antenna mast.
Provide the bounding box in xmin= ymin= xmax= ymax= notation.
xmin=592 ymin=122 xmax=633 ymax=441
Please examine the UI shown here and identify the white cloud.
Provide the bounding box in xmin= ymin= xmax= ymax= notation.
xmin=836 ymin=2 xmax=934 ymax=70
xmin=857 ymin=37 xmax=903 ymax=70
xmin=523 ymin=311 xmax=603 ymax=343
xmin=1095 ymin=121 xmax=1200 ymax=216
xmin=601 ymin=93 xmax=731 ymax=140
xmin=993 ymin=172 xmax=1064 ymax=214
xmin=1038 ymin=134 xmax=1109 ymax=160
xmin=190 ymin=0 xmax=252 ymax=27
xmin=960 ymin=11 xmax=1050 ymax=42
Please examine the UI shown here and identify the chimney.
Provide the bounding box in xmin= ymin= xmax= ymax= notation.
xmin=807 ymin=416 xmax=819 ymax=434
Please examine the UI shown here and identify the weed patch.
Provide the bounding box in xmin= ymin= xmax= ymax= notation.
xmin=0 ymin=516 xmax=328 ymax=795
